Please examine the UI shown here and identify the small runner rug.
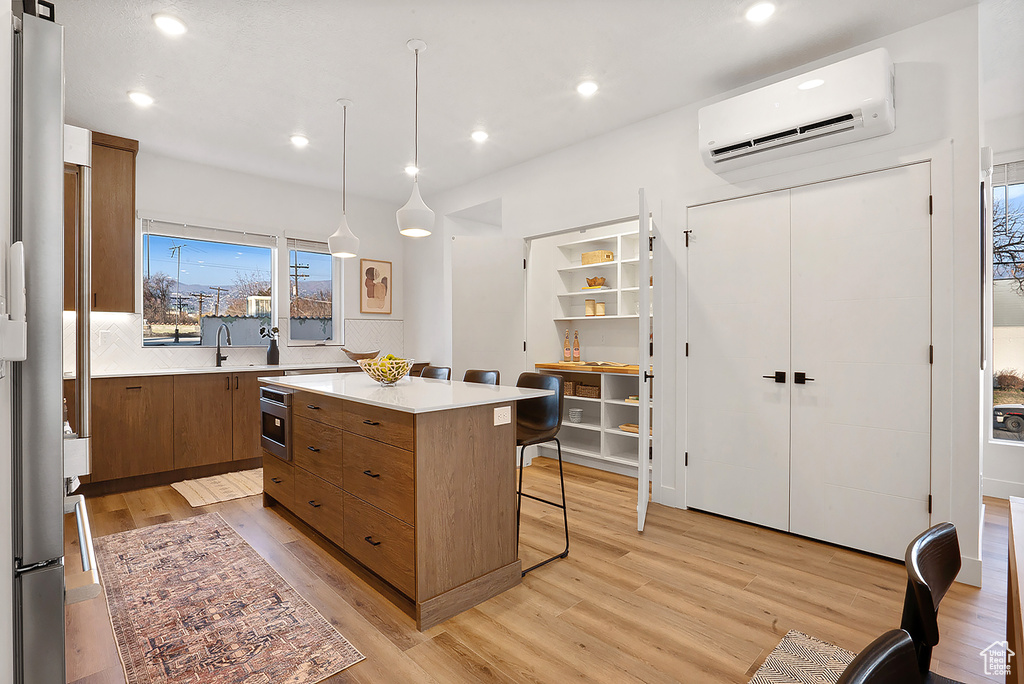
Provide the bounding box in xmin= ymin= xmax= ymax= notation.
xmin=95 ymin=512 xmax=364 ymax=684
xmin=749 ymin=630 xmax=856 ymax=683
xmin=171 ymin=468 xmax=263 ymax=507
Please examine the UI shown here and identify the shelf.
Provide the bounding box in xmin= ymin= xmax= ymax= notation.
xmin=537 ymin=443 xmax=638 ymax=468
xmin=557 ymin=262 xmax=618 ymax=273
xmin=605 ymin=399 xmax=648 ymax=407
xmin=557 ymin=288 xmax=616 ymax=298
xmin=554 ymin=315 xmax=638 ymax=321
xmin=564 ymin=395 xmax=601 ymax=403
xmin=620 ymin=255 xmax=653 ymax=265
xmin=562 ymin=422 xmax=602 ymax=432
xmin=557 ymin=235 xmax=619 ymax=249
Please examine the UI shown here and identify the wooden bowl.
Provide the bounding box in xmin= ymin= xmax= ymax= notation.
xmin=341 ymin=347 xmax=380 ymax=362
xmin=586 ymin=276 xmax=606 ymax=287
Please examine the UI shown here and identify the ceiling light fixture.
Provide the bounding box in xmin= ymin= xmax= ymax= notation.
xmin=577 ymin=81 xmax=599 ymax=97
xmin=290 ymin=134 xmax=309 ymax=148
xmin=152 ymin=13 xmax=187 ymax=36
xmin=471 ymin=130 xmax=489 ymax=143
xmin=797 ymin=78 xmax=824 ymax=90
xmin=128 ymin=91 xmax=154 ymax=107
xmin=745 ymin=2 xmax=776 ymax=23
xmin=397 ymin=39 xmax=434 ymax=238
xmin=328 ymin=99 xmax=359 ymax=259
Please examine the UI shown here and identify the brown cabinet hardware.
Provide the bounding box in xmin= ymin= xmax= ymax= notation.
xmin=363 ymin=419 xmax=381 ymax=426
xmin=308 ymin=500 xmax=322 ymax=508
xmin=364 ymin=536 xmax=382 ymax=546
xmin=125 ymin=385 xmax=141 ymax=390
xmin=363 ymin=469 xmax=380 ymax=478
xmin=270 ymin=477 xmax=282 ymax=484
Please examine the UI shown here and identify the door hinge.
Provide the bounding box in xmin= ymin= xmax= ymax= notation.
xmin=685 ymin=342 xmax=689 ymax=357
xmin=649 ymin=236 xmax=655 ymax=252
xmin=684 ymin=230 xmax=692 ymax=247
xmin=929 ymin=345 xmax=934 ymax=364
xmin=928 ymin=494 xmax=932 ymax=514
xmin=684 ymin=451 xmax=688 ymax=467
xmin=928 ymin=195 xmax=933 ymax=215
xmin=523 ymin=258 xmax=527 ymax=269
xmin=523 ymin=341 xmax=527 ymax=352
xmin=649 ymin=341 xmax=654 ymax=356
xmin=649 ymin=445 xmax=653 ymax=460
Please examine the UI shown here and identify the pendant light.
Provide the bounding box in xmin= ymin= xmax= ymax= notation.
xmin=329 ymin=98 xmax=359 ymax=258
xmin=397 ymin=39 xmax=434 ymax=238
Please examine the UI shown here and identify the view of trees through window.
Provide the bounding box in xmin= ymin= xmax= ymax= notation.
xmin=991 ymin=165 xmax=1024 ymax=440
xmin=142 ymin=234 xmax=273 ymax=346
xmin=289 ymin=249 xmax=334 ymax=341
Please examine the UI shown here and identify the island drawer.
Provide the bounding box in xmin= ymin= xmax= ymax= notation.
xmin=293 ymin=391 xmax=347 ymax=429
xmin=263 ymin=453 xmax=294 ymax=508
xmin=342 ymin=432 xmax=414 ymax=525
xmin=344 ymin=493 xmax=415 ymax=598
xmin=292 ymin=415 xmax=344 ymax=488
xmin=293 ymin=468 xmax=345 ymax=547
xmin=343 ymin=402 xmax=414 ymax=451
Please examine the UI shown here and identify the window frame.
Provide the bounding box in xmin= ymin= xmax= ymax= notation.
xmin=284 ymin=238 xmax=345 ymax=347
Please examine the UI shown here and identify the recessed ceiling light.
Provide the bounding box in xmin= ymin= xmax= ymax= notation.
xmin=577 ymin=81 xmax=599 ymax=97
xmin=798 ymin=78 xmax=824 ymax=90
xmin=152 ymin=13 xmax=187 ymax=36
xmin=405 ymin=164 xmax=419 ymax=176
xmin=471 ymin=130 xmax=489 ymax=143
xmin=290 ymin=134 xmax=309 ymax=148
xmin=127 ymin=91 xmax=154 ymax=107
xmin=745 ymin=2 xmax=776 ymax=23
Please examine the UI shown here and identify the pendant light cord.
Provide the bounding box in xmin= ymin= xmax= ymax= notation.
xmin=342 ymin=104 xmax=347 ymax=214
xmin=414 ymin=48 xmax=419 ymax=178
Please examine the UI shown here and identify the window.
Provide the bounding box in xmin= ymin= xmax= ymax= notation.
xmin=141 ymin=220 xmax=276 ymax=346
xmin=992 ymin=162 xmax=1024 ymax=441
xmin=287 ymin=239 xmax=342 ymax=344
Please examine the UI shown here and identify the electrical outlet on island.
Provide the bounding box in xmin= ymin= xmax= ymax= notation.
xmin=494 ymin=406 xmax=511 ymax=426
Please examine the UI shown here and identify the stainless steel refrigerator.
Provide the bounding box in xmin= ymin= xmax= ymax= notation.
xmin=11 ymin=5 xmax=95 ymax=683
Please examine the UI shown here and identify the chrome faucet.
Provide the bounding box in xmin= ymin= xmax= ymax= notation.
xmin=215 ymin=323 xmax=232 ymax=367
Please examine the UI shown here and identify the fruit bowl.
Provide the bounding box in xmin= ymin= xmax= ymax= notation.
xmin=358 ymin=356 xmax=414 ymax=386
xmin=341 ymin=347 xmax=380 ymax=362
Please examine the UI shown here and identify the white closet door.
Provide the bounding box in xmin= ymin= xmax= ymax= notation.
xmin=638 ymin=189 xmax=653 ymax=531
xmin=789 ymin=163 xmax=932 ymax=559
xmin=686 ymin=190 xmax=792 ymax=531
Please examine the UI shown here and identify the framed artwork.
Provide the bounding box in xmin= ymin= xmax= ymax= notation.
xmin=360 ymin=258 xmax=393 ymax=314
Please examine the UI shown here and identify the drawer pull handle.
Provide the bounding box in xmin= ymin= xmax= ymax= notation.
xmin=308 ymin=500 xmax=322 ymax=508
xmin=307 ymin=404 xmax=321 ymax=410
xmin=307 ymin=446 xmax=320 ymax=453
xmin=270 ymin=477 xmax=283 ymax=484
xmin=363 ymin=470 xmax=380 ymax=478
xmin=363 ymin=420 xmax=380 ymax=426
xmin=364 ymin=536 xmax=382 ymax=547
xmin=125 ymin=386 xmax=142 ymax=390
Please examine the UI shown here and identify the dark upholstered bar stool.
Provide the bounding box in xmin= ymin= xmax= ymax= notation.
xmin=836 ymin=630 xmax=922 ymax=684
xmin=514 ymin=372 xmax=567 ymax=575
xmin=901 ymin=522 xmax=962 ymax=683
xmin=463 ymin=369 xmax=499 ymax=385
xmin=420 ymin=365 xmax=451 ymax=380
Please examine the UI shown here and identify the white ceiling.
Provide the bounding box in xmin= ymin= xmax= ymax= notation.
xmin=58 ymin=0 xmax=982 ymax=204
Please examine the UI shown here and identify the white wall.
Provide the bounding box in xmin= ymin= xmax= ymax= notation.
xmin=0 ymin=6 xmax=13 ymax=679
xmin=407 ymin=8 xmax=985 ymax=583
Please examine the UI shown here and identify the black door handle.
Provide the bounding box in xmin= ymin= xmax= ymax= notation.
xmin=762 ymin=371 xmax=786 ymax=383
xmin=364 ymin=536 xmax=382 ymax=546
xmin=307 ymin=404 xmax=320 ymax=410
xmin=308 ymin=500 xmax=322 ymax=508
xmin=270 ymin=477 xmax=282 ymax=484
xmin=363 ymin=470 xmax=380 ymax=478
xmin=307 ymin=446 xmax=320 ymax=453
xmin=363 ymin=419 xmax=380 ymax=426
xmin=794 ymin=372 xmax=815 ymax=384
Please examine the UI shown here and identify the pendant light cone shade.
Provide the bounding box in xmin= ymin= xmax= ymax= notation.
xmin=331 ymin=99 xmax=359 ymax=258
xmin=398 ymin=39 xmax=432 ymax=237
xmin=397 ymin=180 xmax=434 ymax=237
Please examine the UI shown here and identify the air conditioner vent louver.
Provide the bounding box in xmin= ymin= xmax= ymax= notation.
xmin=698 ymin=48 xmax=895 ymax=172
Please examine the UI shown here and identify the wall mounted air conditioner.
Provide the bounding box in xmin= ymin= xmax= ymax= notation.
xmin=698 ymin=48 xmax=895 ymax=172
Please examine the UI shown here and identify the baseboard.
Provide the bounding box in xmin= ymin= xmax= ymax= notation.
xmin=78 ymin=457 xmax=263 ymax=497
xmin=983 ymin=476 xmax=1024 ymax=500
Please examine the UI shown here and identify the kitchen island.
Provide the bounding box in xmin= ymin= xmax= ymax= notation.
xmin=258 ymin=372 xmax=553 ymax=629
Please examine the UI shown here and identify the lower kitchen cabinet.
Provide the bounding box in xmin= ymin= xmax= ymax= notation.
xmin=232 ymin=371 xmax=281 ymax=461
xmin=90 ymin=376 xmax=174 ymax=480
xmin=173 ymin=373 xmax=234 ymax=468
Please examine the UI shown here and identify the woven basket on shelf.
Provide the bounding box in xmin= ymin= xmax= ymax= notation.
xmin=575 ymin=384 xmax=600 ymax=399
xmin=563 ymin=380 xmax=575 ymax=396
xmin=581 ymin=250 xmax=613 ymax=265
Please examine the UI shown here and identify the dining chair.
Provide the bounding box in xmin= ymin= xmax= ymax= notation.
xmin=420 ymin=365 xmax=451 ymax=380
xmin=463 ymin=369 xmax=499 ymax=385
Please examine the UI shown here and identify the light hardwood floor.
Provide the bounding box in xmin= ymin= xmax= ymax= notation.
xmin=66 ymin=458 xmax=1008 ymax=684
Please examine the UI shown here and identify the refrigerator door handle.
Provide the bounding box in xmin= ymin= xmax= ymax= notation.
xmin=63 ymin=495 xmax=100 ymax=604
xmin=0 ymin=241 xmax=28 ymax=363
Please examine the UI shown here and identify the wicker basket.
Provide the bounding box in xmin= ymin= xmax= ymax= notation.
xmin=581 ymin=250 xmax=614 ymax=265
xmin=563 ymin=380 xmax=575 ymax=396
xmin=575 ymin=384 xmax=600 ymax=399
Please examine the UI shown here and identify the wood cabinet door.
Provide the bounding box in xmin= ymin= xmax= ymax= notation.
xmin=173 ymin=374 xmax=233 ymax=468
xmin=91 ymin=376 xmax=174 ymax=480
xmin=63 ymin=165 xmax=79 ymax=311
xmin=232 ymin=372 xmax=279 ymax=461
xmin=91 ymin=134 xmax=137 ymax=313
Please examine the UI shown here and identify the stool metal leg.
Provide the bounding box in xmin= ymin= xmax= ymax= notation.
xmin=516 ymin=444 xmax=526 ymax=556
xmin=518 ymin=437 xmax=570 ymax=576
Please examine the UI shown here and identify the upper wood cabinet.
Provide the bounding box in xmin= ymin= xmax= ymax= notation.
xmin=62 ymin=165 xmax=79 ymax=311
xmin=89 ymin=132 xmax=138 ymax=313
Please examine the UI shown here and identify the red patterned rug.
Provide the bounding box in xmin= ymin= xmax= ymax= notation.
xmin=94 ymin=512 xmax=364 ymax=683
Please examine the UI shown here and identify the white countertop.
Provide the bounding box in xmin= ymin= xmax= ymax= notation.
xmin=65 ymin=362 xmax=359 ymax=380
xmin=260 ymin=372 xmax=554 ymax=414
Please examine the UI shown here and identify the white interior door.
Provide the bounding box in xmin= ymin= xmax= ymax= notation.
xmin=452 ymin=234 xmax=526 ymax=384
xmin=686 ymin=190 xmax=792 ymax=531
xmin=638 ymin=190 xmax=653 ymax=531
xmin=789 ymin=163 xmax=932 ymax=559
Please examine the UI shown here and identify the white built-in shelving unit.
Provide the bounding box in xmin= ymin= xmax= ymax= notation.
xmin=552 ymin=231 xmax=652 ymax=320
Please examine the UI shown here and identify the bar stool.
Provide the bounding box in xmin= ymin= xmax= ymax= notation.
xmin=901 ymin=522 xmax=961 ymax=681
xmin=420 ymin=365 xmax=451 ymax=380
xmin=515 ymin=372 xmax=567 ymax=575
xmin=463 ymin=369 xmax=499 ymax=385
xmin=836 ymin=629 xmax=923 ymax=684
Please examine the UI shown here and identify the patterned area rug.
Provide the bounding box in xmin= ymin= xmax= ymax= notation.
xmin=171 ymin=468 xmax=263 ymax=507
xmin=749 ymin=630 xmax=856 ymax=683
xmin=95 ymin=512 xmax=364 ymax=683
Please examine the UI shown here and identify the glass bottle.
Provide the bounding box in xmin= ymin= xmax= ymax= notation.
xmin=563 ymin=329 xmax=571 ymax=362
xmin=572 ymin=330 xmax=581 ymax=363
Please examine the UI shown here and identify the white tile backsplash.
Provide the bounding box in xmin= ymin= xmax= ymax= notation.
xmin=64 ymin=313 xmax=405 ymax=374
